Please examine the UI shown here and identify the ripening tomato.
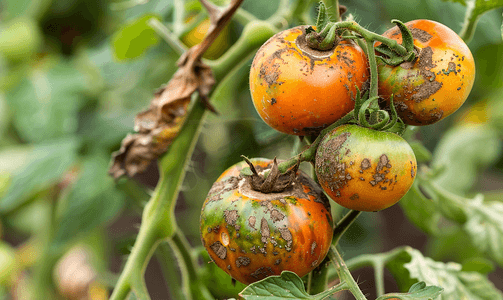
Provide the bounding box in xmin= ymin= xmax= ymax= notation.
xmin=315 ymin=125 xmax=417 ymax=212
xmin=200 ymin=158 xmax=333 ymax=285
xmin=377 ymin=19 xmax=475 ymax=125
xmin=249 ymin=26 xmax=369 ymax=136
xmin=181 ymin=18 xmax=230 ymax=59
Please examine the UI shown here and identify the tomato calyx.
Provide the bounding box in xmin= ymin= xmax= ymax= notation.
xmin=242 ymin=156 xmax=299 ymax=194
xmin=305 ymin=2 xmax=346 ymax=51
xmin=375 ymin=20 xmax=417 ymax=66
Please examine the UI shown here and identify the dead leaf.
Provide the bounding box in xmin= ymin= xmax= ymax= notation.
xmin=109 ymin=0 xmax=245 ymax=179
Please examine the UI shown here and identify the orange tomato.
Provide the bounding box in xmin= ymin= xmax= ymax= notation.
xmin=200 ymin=158 xmax=333 ymax=284
xmin=249 ymin=26 xmax=369 ymax=136
xmin=377 ymin=20 xmax=475 ymax=125
xmin=315 ymin=125 xmax=417 ymax=212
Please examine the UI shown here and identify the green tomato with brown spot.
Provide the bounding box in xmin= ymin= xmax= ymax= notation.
xmin=200 ymin=158 xmax=333 ymax=285
xmin=315 ymin=125 xmax=417 ymax=212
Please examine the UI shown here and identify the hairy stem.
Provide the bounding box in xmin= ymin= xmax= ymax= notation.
xmin=149 ymin=18 xmax=188 ymax=56
xmin=329 ymin=246 xmax=368 ymax=300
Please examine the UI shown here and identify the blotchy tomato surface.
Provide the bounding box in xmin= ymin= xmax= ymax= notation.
xmin=315 ymin=125 xmax=417 ymax=212
xmin=378 ymin=19 xmax=475 ymax=125
xmin=250 ymin=26 xmax=369 ymax=135
xmin=200 ymin=159 xmax=333 ymax=284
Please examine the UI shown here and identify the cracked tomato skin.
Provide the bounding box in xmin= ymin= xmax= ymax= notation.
xmin=249 ymin=26 xmax=369 ymax=136
xmin=200 ymin=158 xmax=333 ymax=285
xmin=315 ymin=125 xmax=417 ymax=212
xmin=377 ymin=19 xmax=475 ymax=125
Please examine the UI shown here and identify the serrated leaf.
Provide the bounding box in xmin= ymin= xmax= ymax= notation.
xmin=53 ymin=154 xmax=124 ymax=246
xmin=431 ymin=125 xmax=501 ymax=194
xmin=463 ymin=197 xmax=503 ymax=268
xmin=400 ymin=181 xmax=441 ymax=235
xmin=376 ymin=281 xmax=443 ymax=300
xmin=5 ymin=60 xmax=87 ymax=143
xmin=239 ymin=271 xmax=345 ymax=300
xmin=239 ymin=271 xmax=312 ymax=299
xmin=112 ymin=14 xmax=161 ymax=61
xmin=388 ymin=247 xmax=503 ymax=300
xmin=0 ymin=138 xmax=78 ymax=213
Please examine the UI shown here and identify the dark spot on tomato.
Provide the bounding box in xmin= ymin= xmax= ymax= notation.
xmin=278 ymin=227 xmax=293 ymax=251
xmin=270 ymin=209 xmax=285 ymax=223
xmin=350 ymin=193 xmax=359 ymax=200
xmin=412 ymin=47 xmax=443 ymax=103
xmin=271 ymin=98 xmax=277 ymax=105
xmin=311 ymin=242 xmax=317 ymax=255
xmin=361 ymin=158 xmax=371 ymax=170
xmin=210 ymin=241 xmax=227 ymax=260
xmin=409 ymin=27 xmax=432 ymax=43
xmin=224 ymin=210 xmax=239 ymax=227
xmin=274 ymin=259 xmax=282 ymax=265
xmin=260 ymin=218 xmax=270 ymax=244
xmin=248 ymin=216 xmax=256 ymax=229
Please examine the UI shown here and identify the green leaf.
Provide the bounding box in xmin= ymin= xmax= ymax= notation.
xmin=388 ymin=247 xmax=503 ymax=300
xmin=5 ymin=60 xmax=87 ymax=143
xmin=53 ymin=154 xmax=124 ymax=246
xmin=239 ymin=271 xmax=346 ymax=300
xmin=0 ymin=138 xmax=78 ymax=213
xmin=463 ymin=197 xmax=503 ymax=268
xmin=400 ymin=181 xmax=441 ymax=235
xmin=442 ymin=0 xmax=503 ymax=15
xmin=408 ymin=141 xmax=432 ymax=163
xmin=112 ymin=14 xmax=161 ymax=61
xmin=376 ymin=281 xmax=443 ymax=300
xmin=431 ymin=125 xmax=501 ymax=194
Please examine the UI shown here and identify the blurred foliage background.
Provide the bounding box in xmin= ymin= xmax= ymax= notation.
xmin=0 ymin=0 xmax=502 ymax=299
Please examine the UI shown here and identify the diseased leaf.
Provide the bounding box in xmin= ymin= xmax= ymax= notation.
xmin=387 ymin=247 xmax=503 ymax=300
xmin=5 ymin=60 xmax=87 ymax=143
xmin=463 ymin=197 xmax=503 ymax=268
xmin=376 ymin=281 xmax=443 ymax=300
xmin=0 ymin=138 xmax=78 ymax=213
xmin=109 ymin=0 xmax=245 ymax=179
xmin=239 ymin=271 xmax=346 ymax=300
xmin=112 ymin=14 xmax=161 ymax=61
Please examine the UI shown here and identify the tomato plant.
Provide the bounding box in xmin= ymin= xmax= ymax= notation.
xmin=249 ymin=26 xmax=369 ymax=136
xmin=377 ymin=19 xmax=476 ymax=125
xmin=200 ymin=158 xmax=333 ymax=284
xmin=315 ymin=124 xmax=417 ymax=212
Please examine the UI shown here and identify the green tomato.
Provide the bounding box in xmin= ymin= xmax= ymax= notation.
xmin=0 ymin=17 xmax=42 ymax=62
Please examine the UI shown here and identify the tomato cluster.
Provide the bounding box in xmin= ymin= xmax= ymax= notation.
xmin=201 ymin=18 xmax=474 ymax=285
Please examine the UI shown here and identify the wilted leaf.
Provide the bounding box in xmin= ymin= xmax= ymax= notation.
xmin=239 ymin=271 xmax=346 ymax=300
xmin=0 ymin=138 xmax=79 ymax=213
xmin=112 ymin=14 xmax=161 ymax=61
xmin=387 ymin=247 xmax=503 ymax=300
xmin=109 ymin=0 xmax=245 ymax=179
xmin=375 ymin=281 xmax=443 ymax=300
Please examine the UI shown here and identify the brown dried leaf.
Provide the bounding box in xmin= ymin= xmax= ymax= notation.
xmin=109 ymin=0 xmax=244 ymax=179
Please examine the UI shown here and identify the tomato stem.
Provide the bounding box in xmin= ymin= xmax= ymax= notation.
xmin=328 ymin=245 xmax=368 ymax=300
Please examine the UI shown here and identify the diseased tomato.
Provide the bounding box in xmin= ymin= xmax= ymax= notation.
xmin=249 ymin=26 xmax=369 ymax=136
xmin=377 ymin=19 xmax=475 ymax=125
xmin=200 ymin=158 xmax=333 ymax=285
xmin=315 ymin=125 xmax=417 ymax=212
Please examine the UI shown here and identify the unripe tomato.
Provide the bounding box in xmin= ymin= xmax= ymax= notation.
xmin=200 ymin=158 xmax=333 ymax=284
xmin=249 ymin=26 xmax=369 ymax=136
xmin=181 ymin=18 xmax=230 ymax=59
xmin=377 ymin=20 xmax=475 ymax=125
xmin=0 ymin=17 xmax=42 ymax=62
xmin=315 ymin=125 xmax=417 ymax=212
